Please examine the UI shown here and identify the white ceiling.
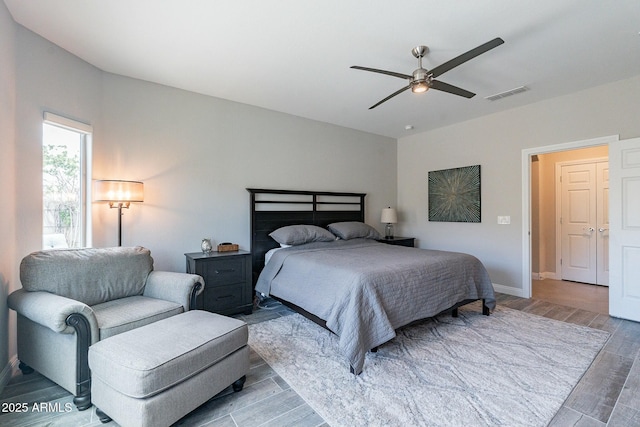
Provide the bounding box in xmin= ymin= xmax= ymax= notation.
xmin=5 ymin=0 xmax=640 ymax=138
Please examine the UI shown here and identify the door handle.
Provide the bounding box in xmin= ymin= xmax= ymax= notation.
xmin=583 ymin=227 xmax=595 ymax=232
xmin=599 ymin=228 xmax=608 ymax=232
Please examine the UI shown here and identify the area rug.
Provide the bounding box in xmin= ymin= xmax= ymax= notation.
xmin=248 ymin=304 xmax=610 ymax=427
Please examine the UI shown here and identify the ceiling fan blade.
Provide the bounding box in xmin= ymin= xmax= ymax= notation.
xmin=351 ymin=66 xmax=412 ymax=80
xmin=368 ymin=85 xmax=411 ymax=109
xmin=430 ymin=80 xmax=476 ymax=98
xmin=429 ymin=37 xmax=504 ymax=79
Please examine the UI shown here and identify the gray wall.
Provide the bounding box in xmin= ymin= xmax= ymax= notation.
xmin=95 ymin=73 xmax=397 ymax=271
xmin=397 ymin=75 xmax=640 ymax=294
xmin=0 ymin=0 xmax=17 ymax=388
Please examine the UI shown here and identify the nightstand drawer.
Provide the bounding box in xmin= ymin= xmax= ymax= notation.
xmin=185 ymin=250 xmax=252 ymax=316
xmin=201 ymin=258 xmax=245 ymax=286
xmin=200 ymin=283 xmax=245 ymax=313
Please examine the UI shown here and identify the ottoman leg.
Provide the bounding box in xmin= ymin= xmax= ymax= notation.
xmin=18 ymin=361 xmax=34 ymax=375
xmin=95 ymin=407 xmax=112 ymax=424
xmin=232 ymin=375 xmax=246 ymax=392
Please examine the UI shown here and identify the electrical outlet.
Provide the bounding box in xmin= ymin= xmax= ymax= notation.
xmin=497 ymin=216 xmax=511 ymax=225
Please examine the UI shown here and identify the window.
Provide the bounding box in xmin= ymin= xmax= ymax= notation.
xmin=42 ymin=113 xmax=92 ymax=249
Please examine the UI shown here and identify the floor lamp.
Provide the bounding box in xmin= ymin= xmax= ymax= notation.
xmin=94 ymin=180 xmax=144 ymax=246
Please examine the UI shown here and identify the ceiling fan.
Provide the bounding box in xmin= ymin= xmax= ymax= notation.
xmin=351 ymin=37 xmax=504 ymax=109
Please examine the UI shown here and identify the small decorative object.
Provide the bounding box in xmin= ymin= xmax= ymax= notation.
xmin=201 ymin=238 xmax=213 ymax=254
xmin=381 ymin=207 xmax=397 ymax=239
xmin=428 ymin=165 xmax=481 ymax=222
xmin=217 ymin=243 xmax=239 ymax=252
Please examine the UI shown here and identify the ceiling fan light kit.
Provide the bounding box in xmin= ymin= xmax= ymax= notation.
xmin=411 ymin=81 xmax=429 ymax=93
xmin=351 ymin=38 xmax=505 ymax=109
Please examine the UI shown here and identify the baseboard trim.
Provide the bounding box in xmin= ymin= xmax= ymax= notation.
xmin=0 ymin=355 xmax=19 ymax=394
xmin=493 ymin=283 xmax=526 ymax=298
xmin=532 ymin=272 xmax=559 ymax=281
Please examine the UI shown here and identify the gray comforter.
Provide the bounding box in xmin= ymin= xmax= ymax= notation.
xmin=256 ymin=239 xmax=496 ymax=374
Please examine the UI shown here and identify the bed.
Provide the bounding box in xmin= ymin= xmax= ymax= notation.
xmin=248 ymin=188 xmax=496 ymax=374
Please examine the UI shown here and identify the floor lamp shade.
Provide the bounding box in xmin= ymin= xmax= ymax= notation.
xmin=94 ymin=180 xmax=144 ymax=205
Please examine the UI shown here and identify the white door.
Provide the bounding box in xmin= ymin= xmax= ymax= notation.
xmin=609 ymin=137 xmax=640 ymax=321
xmin=560 ymin=161 xmax=609 ymax=285
xmin=561 ymin=163 xmax=598 ymax=283
xmin=596 ymin=162 xmax=609 ymax=286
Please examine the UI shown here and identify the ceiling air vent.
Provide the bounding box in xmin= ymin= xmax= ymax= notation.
xmin=485 ymin=86 xmax=529 ymax=101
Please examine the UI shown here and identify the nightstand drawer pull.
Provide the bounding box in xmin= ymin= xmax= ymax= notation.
xmin=215 ymin=269 xmax=235 ymax=274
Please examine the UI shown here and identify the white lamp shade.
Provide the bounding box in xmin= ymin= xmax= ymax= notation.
xmin=381 ymin=207 xmax=397 ymax=224
xmin=94 ymin=180 xmax=144 ymax=203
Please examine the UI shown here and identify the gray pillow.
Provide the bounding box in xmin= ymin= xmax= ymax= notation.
xmin=269 ymin=225 xmax=336 ymax=246
xmin=328 ymin=221 xmax=382 ymax=240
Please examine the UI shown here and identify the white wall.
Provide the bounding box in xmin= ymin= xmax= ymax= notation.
xmin=0 ymin=0 xmax=17 ymax=388
xmin=14 ymin=26 xmax=103 ymax=260
xmin=95 ymin=73 xmax=397 ymax=271
xmin=398 ymin=75 xmax=640 ymax=293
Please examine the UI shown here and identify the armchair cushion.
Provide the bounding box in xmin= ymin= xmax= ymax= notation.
xmin=20 ymin=246 xmax=153 ymax=306
xmin=93 ymin=296 xmax=183 ymax=340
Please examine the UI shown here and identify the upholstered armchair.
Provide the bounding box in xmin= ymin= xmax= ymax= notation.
xmin=7 ymin=246 xmax=204 ymax=410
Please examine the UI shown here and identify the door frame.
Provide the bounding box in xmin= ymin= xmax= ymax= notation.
xmin=555 ymin=157 xmax=608 ymax=282
xmin=521 ymin=135 xmax=618 ymax=298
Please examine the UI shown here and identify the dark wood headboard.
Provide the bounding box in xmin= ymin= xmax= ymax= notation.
xmin=247 ymin=188 xmax=366 ymax=284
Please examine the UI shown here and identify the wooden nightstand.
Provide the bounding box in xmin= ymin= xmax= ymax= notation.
xmin=185 ymin=250 xmax=252 ymax=315
xmin=377 ymin=237 xmax=415 ymax=247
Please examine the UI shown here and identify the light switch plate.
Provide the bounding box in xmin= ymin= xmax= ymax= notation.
xmin=497 ymin=216 xmax=511 ymax=225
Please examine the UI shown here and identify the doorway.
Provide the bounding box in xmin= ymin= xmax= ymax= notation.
xmin=522 ymin=135 xmax=616 ymax=305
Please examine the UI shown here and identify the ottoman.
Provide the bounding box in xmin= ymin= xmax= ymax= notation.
xmin=88 ymin=310 xmax=249 ymax=427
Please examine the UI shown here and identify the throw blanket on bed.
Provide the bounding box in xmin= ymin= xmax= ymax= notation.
xmin=256 ymin=239 xmax=496 ymax=374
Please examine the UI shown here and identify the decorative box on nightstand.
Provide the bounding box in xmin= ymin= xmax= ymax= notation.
xmin=185 ymin=250 xmax=252 ymax=316
xmin=376 ymin=237 xmax=415 ymax=247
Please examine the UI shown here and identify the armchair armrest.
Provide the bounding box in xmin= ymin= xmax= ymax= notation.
xmin=7 ymin=289 xmax=99 ymax=339
xmin=8 ymin=288 xmax=98 ymax=410
xmin=143 ymin=271 xmax=204 ymax=310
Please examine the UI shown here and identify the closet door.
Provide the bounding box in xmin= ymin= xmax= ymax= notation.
xmin=560 ymin=160 xmax=609 ymax=285
xmin=561 ymin=163 xmax=597 ymax=283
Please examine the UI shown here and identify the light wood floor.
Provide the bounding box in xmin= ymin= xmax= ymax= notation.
xmin=2 ymin=292 xmax=639 ymax=427
xmin=533 ymin=278 xmax=609 ymax=315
